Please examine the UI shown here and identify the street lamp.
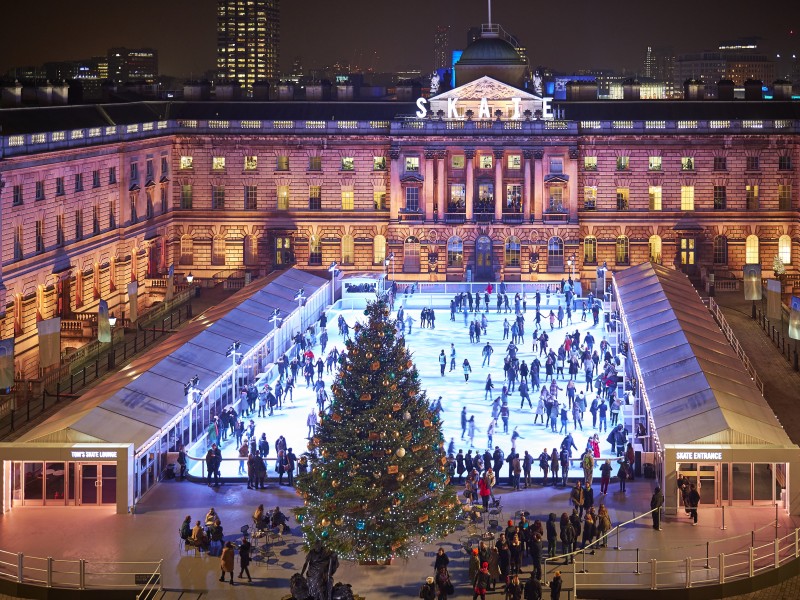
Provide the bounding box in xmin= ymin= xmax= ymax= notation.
xmin=109 ymin=313 xmax=117 ymax=328
xmin=294 ymin=288 xmax=306 ymax=308
xmin=328 ymin=261 xmax=339 ymax=306
xmin=226 ymin=341 xmax=242 ymax=404
xmin=186 ymin=272 xmax=194 ymax=284
xmin=184 ymin=375 xmax=200 ymax=404
xmin=269 ymin=308 xmax=282 ymax=332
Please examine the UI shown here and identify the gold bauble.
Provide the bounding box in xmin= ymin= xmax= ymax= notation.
xmin=320 ymin=518 xmax=331 ymax=527
xmin=334 ymin=517 xmax=344 ymax=526
xmin=366 ymin=352 xmax=373 ymax=359
xmin=392 ymin=431 xmax=400 ymax=438
xmin=371 ymin=361 xmax=381 ymax=371
xmin=397 ymin=473 xmax=405 ymax=481
xmin=331 ymin=480 xmax=340 ymax=488
xmin=415 ymin=466 xmax=424 ymax=474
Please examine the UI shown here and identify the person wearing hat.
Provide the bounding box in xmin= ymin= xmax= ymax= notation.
xmin=549 ymin=570 xmax=563 ymax=600
xmin=468 ymin=548 xmax=480 ymax=587
xmin=419 ymin=575 xmax=437 ymax=600
xmin=472 ymin=561 xmax=491 ymax=600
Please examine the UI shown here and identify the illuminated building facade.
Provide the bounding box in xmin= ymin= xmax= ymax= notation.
xmin=0 ymin=29 xmax=797 ymax=379
xmin=217 ymin=0 xmax=280 ymax=92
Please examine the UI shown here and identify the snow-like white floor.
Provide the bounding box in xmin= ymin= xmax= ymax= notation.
xmin=200 ymin=295 xmax=624 ymax=481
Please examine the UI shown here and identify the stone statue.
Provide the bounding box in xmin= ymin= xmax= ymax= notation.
xmin=300 ymin=542 xmax=340 ymax=600
xmin=430 ymin=72 xmax=440 ymax=96
xmin=533 ymin=71 xmax=543 ymax=95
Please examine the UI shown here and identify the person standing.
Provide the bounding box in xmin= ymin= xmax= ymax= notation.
xmin=687 ymin=483 xmax=700 ymax=525
xmin=467 ymin=416 xmax=476 ymax=448
xmin=651 ymin=486 xmax=664 ymax=530
xmin=306 ymin=409 xmax=317 ymax=438
xmin=219 ymin=541 xmax=235 ymax=585
xmin=599 ymin=459 xmax=612 ymax=495
xmin=482 ymin=342 xmax=494 ymax=367
xmin=177 ymin=444 xmax=187 ymax=480
xmin=461 ymin=407 xmax=468 ymax=439
xmin=285 ymin=448 xmax=297 ymax=486
xmin=419 ymin=576 xmax=437 ymax=600
xmin=439 ymin=350 xmax=447 ymax=376
xmin=238 ymin=537 xmax=252 ymax=582
xmin=450 ymin=343 xmax=457 ymax=371
xmin=538 ymin=448 xmax=550 ymax=485
xmin=463 ymin=359 xmax=473 ymax=382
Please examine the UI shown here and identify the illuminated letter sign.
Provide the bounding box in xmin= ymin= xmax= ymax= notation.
xmin=542 ymin=97 xmax=553 ymax=119
xmin=415 ymin=97 xmax=428 ymax=119
xmin=675 ymin=451 xmax=723 ymax=461
xmin=511 ymin=97 xmax=522 ymax=120
xmin=478 ymin=97 xmax=491 ymax=120
xmin=71 ymin=450 xmax=119 ymax=459
xmin=447 ymin=98 xmax=459 ymax=119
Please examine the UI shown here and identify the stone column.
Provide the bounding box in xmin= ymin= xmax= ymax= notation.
xmin=424 ymin=150 xmax=435 ymax=221
xmin=465 ymin=149 xmax=475 ymax=221
xmin=436 ymin=150 xmax=446 ymax=221
xmin=494 ymin=149 xmax=504 ymax=221
xmin=567 ymin=147 xmax=579 ymax=223
xmin=533 ymin=148 xmax=544 ymax=221
xmin=523 ymin=150 xmax=533 ymax=222
xmin=389 ymin=147 xmax=401 ymax=221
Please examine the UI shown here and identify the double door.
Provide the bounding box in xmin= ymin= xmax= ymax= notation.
xmin=677 ymin=462 xmax=721 ymax=507
xmin=78 ymin=463 xmax=117 ymax=506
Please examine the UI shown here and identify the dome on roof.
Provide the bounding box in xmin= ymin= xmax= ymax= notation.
xmin=459 ymin=36 xmax=525 ymax=64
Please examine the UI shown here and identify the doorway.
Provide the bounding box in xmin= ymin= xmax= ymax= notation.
xmin=678 ymin=462 xmax=721 ymax=507
xmin=78 ymin=463 xmax=117 ymax=505
xmin=475 ymin=236 xmax=493 ymax=281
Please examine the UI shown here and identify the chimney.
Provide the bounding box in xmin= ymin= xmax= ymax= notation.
xmin=744 ymin=79 xmax=763 ymax=101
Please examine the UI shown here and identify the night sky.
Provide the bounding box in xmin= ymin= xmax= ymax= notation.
xmin=1 ymin=0 xmax=798 ymax=77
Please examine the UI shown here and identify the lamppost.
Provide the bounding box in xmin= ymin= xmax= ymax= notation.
xmin=383 ymin=252 xmax=395 ymax=296
xmin=328 ymin=261 xmax=338 ymax=306
xmin=109 ymin=313 xmax=117 ymax=328
xmin=226 ymin=341 xmax=242 ymax=405
xmin=186 ymin=272 xmax=194 ymax=284
xmin=269 ymin=308 xmax=282 ymax=333
xmin=294 ymin=288 xmax=306 ymax=308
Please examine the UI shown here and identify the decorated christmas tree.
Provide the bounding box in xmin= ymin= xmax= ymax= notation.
xmin=294 ymin=299 xmax=459 ymax=562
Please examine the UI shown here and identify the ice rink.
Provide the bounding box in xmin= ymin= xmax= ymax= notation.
xmin=200 ymin=292 xmax=626 ymax=482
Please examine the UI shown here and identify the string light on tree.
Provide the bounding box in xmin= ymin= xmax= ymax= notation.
xmin=294 ymin=298 xmax=458 ymax=562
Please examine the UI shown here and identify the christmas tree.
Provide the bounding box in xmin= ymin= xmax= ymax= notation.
xmin=294 ymin=299 xmax=459 ymax=562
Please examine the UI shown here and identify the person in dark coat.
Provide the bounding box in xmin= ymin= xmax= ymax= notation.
xmin=525 ymin=576 xmax=543 ymax=599
xmin=651 ymin=486 xmax=665 ymax=530
xmin=238 ymin=537 xmax=252 ymax=582
xmin=549 ymin=571 xmax=562 ymax=600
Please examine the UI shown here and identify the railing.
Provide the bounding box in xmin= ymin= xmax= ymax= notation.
xmin=707 ymin=298 xmax=765 ymax=392
xmin=135 ymin=560 xmax=163 ymax=600
xmin=754 ymin=305 xmax=800 ymax=371
xmin=0 ymin=549 xmax=161 ymax=591
xmin=543 ymin=212 xmax=569 ymax=223
xmin=541 ymin=506 xmax=796 ymax=594
xmin=502 ymin=212 xmax=524 ymax=224
xmin=0 ymin=292 xmax=195 ymax=440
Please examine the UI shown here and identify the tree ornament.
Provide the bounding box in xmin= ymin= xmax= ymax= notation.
xmin=415 ymin=466 xmax=424 ymax=474
xmin=397 ymin=473 xmax=406 ymax=482
xmin=396 ymin=447 xmax=406 ymax=458
xmin=321 ymin=529 xmax=330 ymax=539
xmin=365 ymin=352 xmax=373 ymax=359
xmin=320 ymin=517 xmax=331 ymax=527
xmin=403 ymin=411 xmax=412 ymax=421
xmin=331 ymin=480 xmax=340 ymax=488
xmin=360 ymin=393 xmax=372 ymax=401
xmin=392 ymin=403 xmax=402 ymax=411
xmin=371 ymin=361 xmax=381 ymax=371
xmin=334 ymin=517 xmax=344 ymax=526
xmin=356 ymin=519 xmax=366 ymax=530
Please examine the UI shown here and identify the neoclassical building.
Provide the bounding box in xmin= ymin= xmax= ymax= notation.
xmin=1 ymin=34 xmax=799 ymax=378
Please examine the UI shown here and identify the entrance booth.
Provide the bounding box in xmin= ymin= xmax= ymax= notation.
xmin=0 ymin=443 xmax=133 ymax=513
xmin=613 ymin=263 xmax=800 ymax=517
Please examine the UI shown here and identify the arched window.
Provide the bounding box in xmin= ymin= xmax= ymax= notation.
xmin=648 ymin=235 xmax=662 ymax=264
xmin=745 ymin=235 xmax=759 ymax=264
xmin=616 ymin=236 xmax=629 ymax=265
xmin=309 ymin=236 xmax=322 ymax=265
xmin=403 ymin=236 xmax=420 ymax=273
xmin=548 ymin=236 xmax=564 ymax=271
xmin=341 ymin=235 xmax=354 ymax=265
xmin=211 ymin=236 xmax=226 ymax=266
xmin=713 ymin=236 xmax=728 ymax=265
xmin=779 ymin=234 xmax=792 ymax=264
xmin=373 ymin=235 xmax=386 ymax=265
xmin=243 ymin=235 xmax=258 ymax=265
xmin=505 ymin=236 xmax=521 ymax=267
xmin=583 ymin=236 xmax=597 ymax=264
xmin=179 ymin=235 xmax=193 ymax=265
xmin=447 ymin=236 xmax=463 ymax=268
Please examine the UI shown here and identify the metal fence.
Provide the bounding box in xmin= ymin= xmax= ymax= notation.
xmin=707 ymin=298 xmax=766 ymax=391
xmin=0 ymin=548 xmax=161 ymax=592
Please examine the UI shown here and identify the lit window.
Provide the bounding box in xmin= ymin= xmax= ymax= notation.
xmin=507 ymin=154 xmax=522 ymax=170
xmin=212 ymin=157 xmax=226 ymax=170
xmin=746 ymin=185 xmax=759 ymax=210
xmin=373 ymin=235 xmax=386 ymax=264
xmin=504 ymin=236 xmax=521 ymax=267
xmin=449 ymin=184 xmax=466 ymax=211
xmin=615 ymin=236 xmax=629 ymax=265
xmin=648 ymin=156 xmax=662 ymax=171
xmin=649 ymin=235 xmax=662 ymax=263
xmin=616 ymin=156 xmax=629 ymax=171
xmin=276 ymin=155 xmax=289 ymax=171
xmin=180 ymin=156 xmax=193 ymax=169
xmin=341 ymin=235 xmax=354 ymax=265
xmin=680 ymin=186 xmax=694 ymax=210
xmin=451 ymin=155 xmax=465 ymax=169
xmin=341 ymin=189 xmax=354 ymax=210
xmin=405 ymin=156 xmax=420 ymax=172
xmin=447 ymin=236 xmax=463 ymax=267
xmin=341 ymin=157 xmax=355 ymax=171
xmin=277 ymin=185 xmax=289 ymax=210
xmin=373 ymin=157 xmax=386 ymax=171
xmin=309 ymin=186 xmax=322 ymax=210
xmin=244 ymin=156 xmax=258 ymax=170
xmin=583 ymin=156 xmax=597 ymax=171
xmin=616 ymin=188 xmax=629 ymax=210
xmin=779 ymin=235 xmax=791 ymax=264
xmin=649 ymin=186 xmax=662 ymax=211
xmin=479 ymin=155 xmax=493 ymax=169
xmin=373 ymin=190 xmax=387 ymax=210
xmin=181 ymin=185 xmax=193 ymax=209
xmin=583 ymin=186 xmax=597 ymax=210
xmin=583 ymin=236 xmax=597 ymax=264
xmin=745 ymin=235 xmax=759 ymax=263
xmin=779 ymin=185 xmax=792 ymax=210
xmin=681 ymin=157 xmax=694 ymax=171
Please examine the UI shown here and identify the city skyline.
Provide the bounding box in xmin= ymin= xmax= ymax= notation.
xmin=1 ymin=0 xmax=797 ymax=79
